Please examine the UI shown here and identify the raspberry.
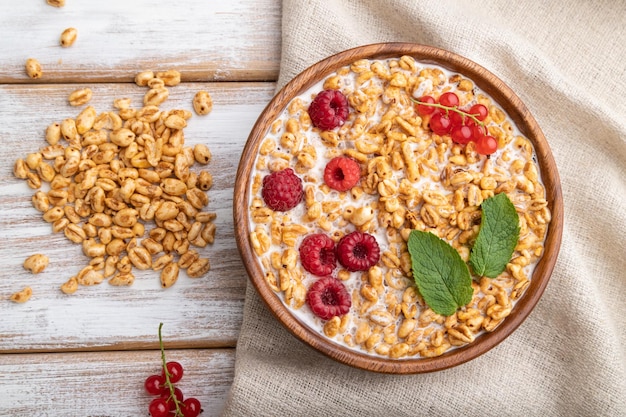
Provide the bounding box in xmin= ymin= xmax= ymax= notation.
xmin=323 ymin=156 xmax=360 ymax=192
xmin=261 ymin=168 xmax=303 ymax=212
xmin=299 ymin=234 xmax=337 ymax=276
xmin=306 ymin=277 xmax=351 ymax=320
xmin=307 ymin=89 xmax=350 ymax=130
xmin=336 ymin=231 xmax=380 ymax=271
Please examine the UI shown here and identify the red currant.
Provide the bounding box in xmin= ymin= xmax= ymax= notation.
xmin=438 ymin=92 xmax=459 ymax=107
xmin=415 ymin=95 xmax=436 ymax=116
xmin=160 ymin=387 xmax=184 ymax=411
xmin=162 ymin=361 xmax=184 ymax=384
xmin=475 ymin=135 xmax=498 ymax=155
xmin=468 ymin=103 xmax=488 ymax=121
xmin=448 ymin=110 xmax=465 ymax=126
xmin=144 ymin=374 xmax=165 ymax=396
xmin=469 ymin=123 xmax=486 ymax=141
xmin=182 ymin=397 xmax=202 ymax=417
xmin=429 ymin=112 xmax=452 ymax=135
xmin=149 ymin=398 xmax=170 ymax=417
xmin=450 ymin=125 xmax=473 ymax=145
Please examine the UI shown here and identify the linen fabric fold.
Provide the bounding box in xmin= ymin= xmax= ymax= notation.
xmin=222 ymin=1 xmax=626 ymax=415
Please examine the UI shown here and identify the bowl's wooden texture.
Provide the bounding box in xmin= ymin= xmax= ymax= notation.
xmin=233 ymin=43 xmax=563 ymax=374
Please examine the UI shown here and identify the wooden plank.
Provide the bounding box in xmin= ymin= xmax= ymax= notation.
xmin=0 ymin=0 xmax=281 ymax=83
xmin=0 ymin=348 xmax=235 ymax=417
xmin=0 ymin=81 xmax=276 ymax=352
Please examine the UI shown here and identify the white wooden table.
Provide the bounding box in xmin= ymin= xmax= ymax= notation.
xmin=0 ymin=1 xmax=281 ymax=415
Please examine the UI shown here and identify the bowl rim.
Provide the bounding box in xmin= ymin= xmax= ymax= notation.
xmin=234 ymin=42 xmax=563 ymax=374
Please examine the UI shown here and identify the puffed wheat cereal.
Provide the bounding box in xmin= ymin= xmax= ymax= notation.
xmin=192 ymin=91 xmax=213 ymax=115
xmin=10 ymin=287 xmax=33 ymax=303
xmin=25 ymin=58 xmax=43 ymax=79
xmin=68 ymin=88 xmax=93 ymax=106
xmin=156 ymin=70 xmax=181 ymax=87
xmin=23 ymin=254 xmax=49 ymax=274
xmin=248 ymin=56 xmax=552 ymax=360
xmin=13 ymin=69 xmax=217 ymax=296
xmin=60 ymin=27 xmax=78 ymax=47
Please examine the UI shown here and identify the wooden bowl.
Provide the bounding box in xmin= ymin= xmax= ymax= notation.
xmin=233 ymin=43 xmax=563 ymax=373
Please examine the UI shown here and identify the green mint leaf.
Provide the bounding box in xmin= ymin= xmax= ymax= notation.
xmin=469 ymin=193 xmax=520 ymax=278
xmin=407 ymin=230 xmax=473 ymax=316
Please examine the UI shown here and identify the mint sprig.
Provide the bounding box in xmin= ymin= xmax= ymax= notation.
xmin=407 ymin=230 xmax=473 ymax=316
xmin=469 ymin=193 xmax=520 ymax=278
xmin=407 ymin=193 xmax=520 ymax=315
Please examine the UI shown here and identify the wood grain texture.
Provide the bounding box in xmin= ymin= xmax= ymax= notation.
xmin=0 ymin=82 xmax=276 ymax=352
xmin=0 ymin=348 xmax=235 ymax=416
xmin=0 ymin=0 xmax=281 ymax=83
xmin=234 ymin=43 xmax=563 ymax=374
xmin=1 ymin=1 xmax=282 ymax=414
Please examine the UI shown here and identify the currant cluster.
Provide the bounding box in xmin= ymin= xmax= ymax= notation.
xmin=144 ymin=324 xmax=202 ymax=417
xmin=415 ymin=92 xmax=498 ymax=155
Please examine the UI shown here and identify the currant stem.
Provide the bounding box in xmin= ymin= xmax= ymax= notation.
xmin=411 ymin=98 xmax=485 ymax=127
xmin=159 ymin=322 xmax=183 ymax=417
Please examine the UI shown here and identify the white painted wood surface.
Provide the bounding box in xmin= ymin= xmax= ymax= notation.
xmin=0 ymin=0 xmax=281 ymax=83
xmin=0 ymin=82 xmax=275 ymax=352
xmin=0 ymin=0 xmax=281 ymax=415
xmin=0 ymin=349 xmax=235 ymax=416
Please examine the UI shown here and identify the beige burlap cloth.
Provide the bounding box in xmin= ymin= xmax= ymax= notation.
xmin=222 ymin=1 xmax=626 ymax=415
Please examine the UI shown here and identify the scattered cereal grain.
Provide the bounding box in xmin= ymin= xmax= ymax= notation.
xmin=60 ymin=27 xmax=77 ymax=47
xmin=25 ymin=58 xmax=43 ymax=79
xmin=10 ymin=286 xmax=33 ymax=303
